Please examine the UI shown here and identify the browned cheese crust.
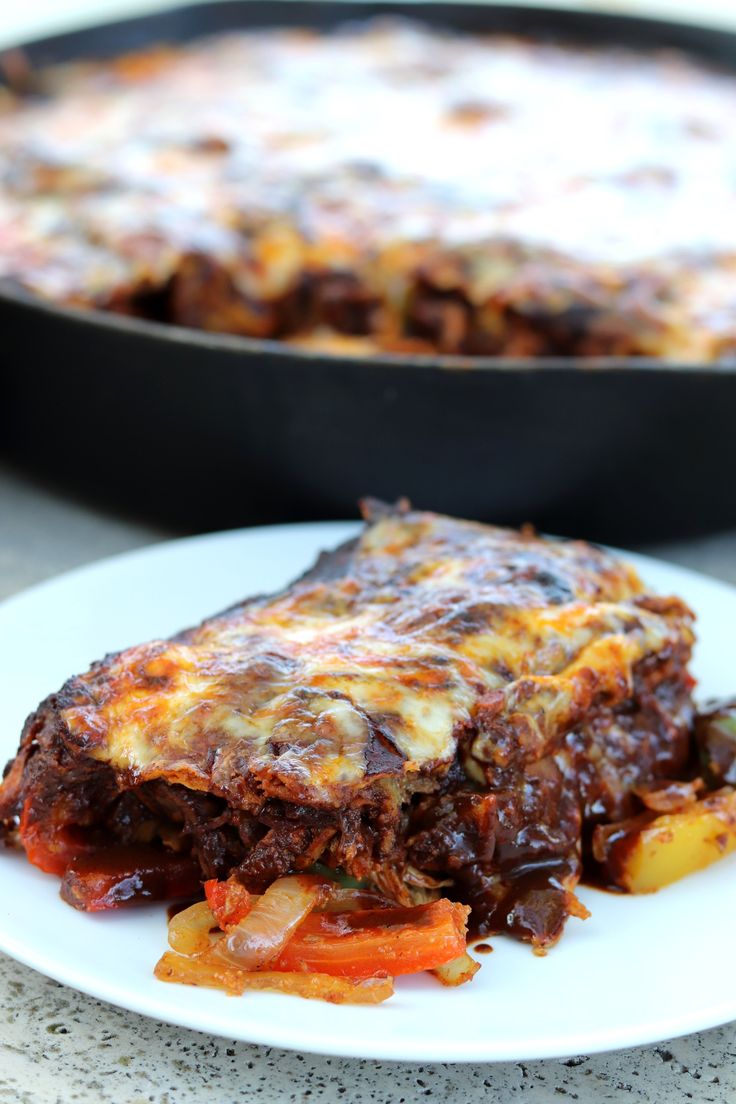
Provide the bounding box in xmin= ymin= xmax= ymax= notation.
xmin=2 ymin=21 xmax=736 ymax=358
xmin=0 ymin=504 xmax=695 ymax=945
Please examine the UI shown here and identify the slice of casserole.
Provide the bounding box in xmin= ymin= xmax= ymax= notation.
xmin=0 ymin=503 xmax=695 ymax=949
xmin=2 ymin=21 xmax=736 ymax=358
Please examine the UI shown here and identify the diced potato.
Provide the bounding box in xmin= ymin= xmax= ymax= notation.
xmin=593 ymin=787 xmax=736 ymax=894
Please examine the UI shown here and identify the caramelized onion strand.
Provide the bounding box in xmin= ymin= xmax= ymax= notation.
xmin=167 ymin=900 xmax=218 ymax=956
xmin=215 ymin=874 xmax=329 ymax=970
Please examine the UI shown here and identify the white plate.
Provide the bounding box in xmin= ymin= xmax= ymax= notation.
xmin=0 ymin=521 xmax=734 ymax=1062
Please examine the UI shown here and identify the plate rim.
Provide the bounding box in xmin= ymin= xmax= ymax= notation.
xmin=0 ymin=519 xmax=735 ymax=1062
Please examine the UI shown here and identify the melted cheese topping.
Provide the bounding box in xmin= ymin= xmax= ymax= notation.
xmin=59 ymin=511 xmax=694 ymax=807
xmin=2 ymin=23 xmax=736 ymax=357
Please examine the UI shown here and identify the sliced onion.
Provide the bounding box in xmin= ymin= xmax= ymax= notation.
xmin=566 ymin=891 xmax=591 ymax=922
xmin=167 ymin=901 xmax=217 ymax=956
xmin=215 ymin=874 xmax=328 ymax=970
xmin=155 ymin=948 xmax=248 ymax=995
xmin=238 ymin=971 xmax=394 ymax=1004
xmin=432 ymin=952 xmax=480 ymax=987
xmin=155 ymin=949 xmax=393 ymax=1004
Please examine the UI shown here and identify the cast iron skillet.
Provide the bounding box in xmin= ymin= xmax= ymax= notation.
xmin=2 ymin=1 xmax=735 ymax=542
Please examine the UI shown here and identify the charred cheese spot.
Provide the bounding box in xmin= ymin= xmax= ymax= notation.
xmin=58 ymin=511 xmax=694 ymax=808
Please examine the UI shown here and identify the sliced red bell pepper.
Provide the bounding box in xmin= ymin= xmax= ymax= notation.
xmin=19 ymin=800 xmax=93 ymax=876
xmin=60 ymin=846 xmax=202 ymax=911
xmin=273 ymin=898 xmax=469 ymax=978
xmin=204 ymin=876 xmax=252 ymax=928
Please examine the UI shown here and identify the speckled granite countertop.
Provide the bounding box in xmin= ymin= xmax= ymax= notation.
xmin=1 ymin=461 xmax=735 ymax=1104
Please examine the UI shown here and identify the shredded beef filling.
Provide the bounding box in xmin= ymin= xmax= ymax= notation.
xmin=0 ymin=641 xmax=693 ymax=946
